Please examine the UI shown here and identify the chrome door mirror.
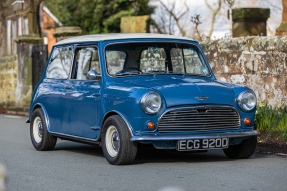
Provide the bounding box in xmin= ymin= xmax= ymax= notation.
xmin=87 ymin=70 xmax=100 ymax=80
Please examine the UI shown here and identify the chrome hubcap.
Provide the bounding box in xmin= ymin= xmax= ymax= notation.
xmin=112 ymin=131 xmax=119 ymax=151
xmin=38 ymin=122 xmax=43 ymax=138
xmin=105 ymin=125 xmax=120 ymax=157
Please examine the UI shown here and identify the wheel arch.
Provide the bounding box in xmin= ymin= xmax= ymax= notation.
xmin=31 ymin=103 xmax=51 ymax=132
xmin=99 ymin=110 xmax=134 ymax=141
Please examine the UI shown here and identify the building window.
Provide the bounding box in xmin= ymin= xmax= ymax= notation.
xmin=12 ymin=19 xmax=17 ymax=54
xmin=23 ymin=16 xmax=28 ymax=35
xmin=6 ymin=15 xmax=29 ymax=55
xmin=7 ymin=20 xmax=11 ymax=55
xmin=18 ymin=17 xmax=22 ymax=36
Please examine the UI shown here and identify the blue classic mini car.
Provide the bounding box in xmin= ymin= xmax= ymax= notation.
xmin=27 ymin=33 xmax=259 ymax=165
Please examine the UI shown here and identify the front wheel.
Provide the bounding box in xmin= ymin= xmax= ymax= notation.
xmin=223 ymin=136 xmax=257 ymax=159
xmin=101 ymin=115 xmax=137 ymax=165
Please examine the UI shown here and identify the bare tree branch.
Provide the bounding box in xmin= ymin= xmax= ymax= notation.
xmin=204 ymin=0 xmax=222 ymax=38
xmin=150 ymin=18 xmax=164 ymax=34
xmin=158 ymin=0 xmax=189 ymax=36
xmin=191 ymin=15 xmax=202 ymax=40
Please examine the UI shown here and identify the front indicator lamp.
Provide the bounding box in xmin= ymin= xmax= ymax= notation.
xmin=244 ymin=118 xmax=251 ymax=125
xmin=147 ymin=122 xmax=155 ymax=129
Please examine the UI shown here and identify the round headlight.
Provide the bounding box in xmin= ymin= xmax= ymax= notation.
xmin=237 ymin=91 xmax=256 ymax=112
xmin=140 ymin=92 xmax=162 ymax=114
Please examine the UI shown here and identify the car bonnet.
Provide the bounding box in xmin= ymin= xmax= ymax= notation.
xmin=121 ymin=76 xmax=235 ymax=108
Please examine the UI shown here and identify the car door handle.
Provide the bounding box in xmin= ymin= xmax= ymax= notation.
xmin=64 ymin=85 xmax=73 ymax=89
xmin=91 ymin=93 xmax=100 ymax=97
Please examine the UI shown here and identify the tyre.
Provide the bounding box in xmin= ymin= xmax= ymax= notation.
xmin=101 ymin=115 xmax=137 ymax=165
xmin=30 ymin=108 xmax=57 ymax=151
xmin=223 ymin=136 xmax=257 ymax=159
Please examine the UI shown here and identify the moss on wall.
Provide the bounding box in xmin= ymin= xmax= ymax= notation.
xmin=276 ymin=22 xmax=287 ymax=33
xmin=201 ymin=36 xmax=287 ymax=107
xmin=230 ymin=8 xmax=270 ymax=22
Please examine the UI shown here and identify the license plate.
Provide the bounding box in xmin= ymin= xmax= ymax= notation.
xmin=177 ymin=138 xmax=229 ymax=151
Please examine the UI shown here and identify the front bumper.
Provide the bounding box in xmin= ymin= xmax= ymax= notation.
xmin=130 ymin=130 xmax=260 ymax=141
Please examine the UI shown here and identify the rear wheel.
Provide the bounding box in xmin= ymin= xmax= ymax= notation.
xmin=30 ymin=108 xmax=57 ymax=151
xmin=101 ymin=115 xmax=137 ymax=165
xmin=223 ymin=136 xmax=257 ymax=159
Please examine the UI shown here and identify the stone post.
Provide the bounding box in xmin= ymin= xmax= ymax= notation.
xmin=276 ymin=0 xmax=287 ymax=36
xmin=14 ymin=35 xmax=43 ymax=111
xmin=231 ymin=8 xmax=270 ymax=37
xmin=52 ymin=27 xmax=82 ymax=42
xmin=120 ymin=15 xmax=150 ymax=33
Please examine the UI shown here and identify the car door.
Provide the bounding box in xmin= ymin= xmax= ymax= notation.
xmin=62 ymin=46 xmax=102 ymax=139
xmin=42 ymin=46 xmax=73 ymax=133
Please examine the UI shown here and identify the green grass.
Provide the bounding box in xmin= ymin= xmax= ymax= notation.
xmin=255 ymin=102 xmax=287 ymax=141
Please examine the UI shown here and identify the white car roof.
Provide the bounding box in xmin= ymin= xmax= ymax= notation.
xmin=56 ymin=33 xmax=195 ymax=45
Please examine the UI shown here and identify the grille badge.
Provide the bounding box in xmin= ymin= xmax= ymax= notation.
xmin=195 ymin=96 xmax=209 ymax=100
xmin=197 ymin=109 xmax=207 ymax=113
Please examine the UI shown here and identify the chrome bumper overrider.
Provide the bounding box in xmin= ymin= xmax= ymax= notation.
xmin=130 ymin=130 xmax=260 ymax=141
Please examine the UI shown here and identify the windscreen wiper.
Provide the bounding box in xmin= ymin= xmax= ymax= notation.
xmin=145 ymin=70 xmax=185 ymax=76
xmin=114 ymin=72 xmax=140 ymax=76
xmin=142 ymin=71 xmax=156 ymax=76
xmin=114 ymin=71 xmax=155 ymax=76
xmin=168 ymin=71 xmax=185 ymax=76
xmin=146 ymin=70 xmax=168 ymax=73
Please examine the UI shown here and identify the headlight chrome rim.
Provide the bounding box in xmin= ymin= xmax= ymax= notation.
xmin=140 ymin=92 xmax=162 ymax=115
xmin=237 ymin=90 xmax=256 ymax=112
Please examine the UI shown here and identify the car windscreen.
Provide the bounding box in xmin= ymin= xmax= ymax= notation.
xmin=105 ymin=42 xmax=211 ymax=77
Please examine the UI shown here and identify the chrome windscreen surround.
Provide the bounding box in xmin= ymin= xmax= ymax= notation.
xmin=156 ymin=105 xmax=241 ymax=133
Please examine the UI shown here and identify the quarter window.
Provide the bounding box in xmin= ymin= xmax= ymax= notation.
xmin=72 ymin=47 xmax=100 ymax=80
xmin=46 ymin=47 xmax=72 ymax=79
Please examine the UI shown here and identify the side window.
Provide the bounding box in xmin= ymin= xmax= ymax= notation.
xmin=106 ymin=51 xmax=126 ymax=75
xmin=72 ymin=47 xmax=100 ymax=80
xmin=140 ymin=48 xmax=166 ymax=72
xmin=46 ymin=47 xmax=72 ymax=79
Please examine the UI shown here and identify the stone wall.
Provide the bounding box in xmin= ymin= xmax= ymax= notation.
xmin=0 ymin=43 xmax=32 ymax=110
xmin=201 ymin=36 xmax=287 ymax=107
xmin=0 ymin=55 xmax=18 ymax=108
xmin=0 ymin=0 xmax=42 ymax=114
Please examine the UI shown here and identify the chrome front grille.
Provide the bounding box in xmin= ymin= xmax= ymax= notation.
xmin=157 ymin=106 xmax=240 ymax=132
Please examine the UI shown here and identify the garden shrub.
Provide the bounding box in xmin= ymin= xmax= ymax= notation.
xmin=255 ymin=102 xmax=287 ymax=141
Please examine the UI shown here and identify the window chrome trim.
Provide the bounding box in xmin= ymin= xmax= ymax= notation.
xmin=103 ymin=41 xmax=213 ymax=79
xmin=155 ymin=105 xmax=241 ymax=132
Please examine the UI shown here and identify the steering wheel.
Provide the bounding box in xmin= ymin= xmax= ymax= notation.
xmin=116 ymin=68 xmax=143 ymax=74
